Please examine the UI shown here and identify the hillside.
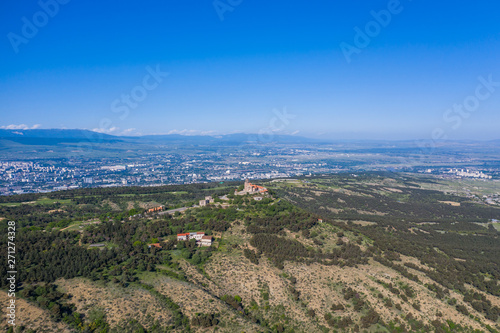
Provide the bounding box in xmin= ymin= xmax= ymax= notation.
xmin=1 ymin=173 xmax=500 ymax=332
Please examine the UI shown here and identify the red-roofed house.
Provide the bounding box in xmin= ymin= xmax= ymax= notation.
xmin=147 ymin=206 xmax=164 ymax=213
xmin=177 ymin=233 xmax=189 ymax=241
xmin=236 ymin=179 xmax=268 ymax=195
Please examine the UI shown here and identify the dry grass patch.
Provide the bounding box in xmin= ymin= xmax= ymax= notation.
xmin=384 ymin=187 xmax=403 ymax=193
xmin=47 ymin=208 xmax=65 ymax=213
xmin=144 ymin=273 xmax=260 ymax=332
xmin=57 ymin=278 xmax=172 ymax=329
xmin=206 ymin=252 xmax=320 ymax=331
xmin=356 ymin=209 xmax=387 ymax=216
xmin=439 ymin=201 xmax=461 ymax=206
xmin=351 ymin=220 xmax=378 ymax=226
xmin=0 ymin=290 xmax=72 ymax=332
xmin=283 ymin=258 xmax=486 ymax=331
xmin=102 ymin=199 xmax=121 ymax=211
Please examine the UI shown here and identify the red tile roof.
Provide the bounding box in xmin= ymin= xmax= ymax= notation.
xmin=248 ymin=183 xmax=268 ymax=192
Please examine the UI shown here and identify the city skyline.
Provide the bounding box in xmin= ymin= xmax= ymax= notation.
xmin=1 ymin=1 xmax=500 ymax=140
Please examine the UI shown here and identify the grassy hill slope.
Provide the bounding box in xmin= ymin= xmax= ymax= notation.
xmin=1 ymin=173 xmax=499 ymax=332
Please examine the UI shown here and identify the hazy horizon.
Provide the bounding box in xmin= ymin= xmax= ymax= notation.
xmin=2 ymin=127 xmax=500 ymax=143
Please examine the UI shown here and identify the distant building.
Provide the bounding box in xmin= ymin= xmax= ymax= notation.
xmin=177 ymin=233 xmax=189 ymax=241
xmin=177 ymin=232 xmax=205 ymax=241
xmin=199 ymin=196 xmax=215 ymax=206
xmin=101 ymin=165 xmax=126 ymax=171
xmin=201 ymin=236 xmax=213 ymax=247
xmin=236 ymin=179 xmax=268 ymax=195
xmin=148 ymin=243 xmax=162 ymax=249
xmin=190 ymin=232 xmax=205 ymax=241
xmin=177 ymin=232 xmax=212 ymax=246
xmin=147 ymin=206 xmax=164 ymax=213
xmin=447 ymin=168 xmax=492 ymax=179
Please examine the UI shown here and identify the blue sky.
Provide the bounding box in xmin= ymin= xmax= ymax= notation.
xmin=0 ymin=0 xmax=499 ymax=140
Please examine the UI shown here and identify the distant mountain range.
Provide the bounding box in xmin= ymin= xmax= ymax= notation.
xmin=0 ymin=128 xmax=499 ymax=148
xmin=0 ymin=129 xmax=326 ymax=146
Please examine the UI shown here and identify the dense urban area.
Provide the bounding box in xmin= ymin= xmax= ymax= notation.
xmin=1 ymin=147 xmax=499 ymax=196
xmin=2 ymin=130 xmax=500 ymax=196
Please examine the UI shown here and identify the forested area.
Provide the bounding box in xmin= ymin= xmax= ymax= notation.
xmin=240 ymin=199 xmax=370 ymax=268
xmin=0 ymin=204 xmax=245 ymax=288
xmin=275 ymin=174 xmax=500 ymax=302
xmin=0 ymin=205 xmax=235 ymax=331
xmin=0 ymin=181 xmax=239 ymax=230
xmin=0 ymin=181 xmax=240 ymax=204
xmin=0 ymin=185 xmax=251 ymax=333
xmin=1 ymin=173 xmax=499 ymax=332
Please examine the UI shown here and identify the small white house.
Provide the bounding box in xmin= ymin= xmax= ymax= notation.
xmin=191 ymin=232 xmax=205 ymax=241
xmin=201 ymin=236 xmax=213 ymax=247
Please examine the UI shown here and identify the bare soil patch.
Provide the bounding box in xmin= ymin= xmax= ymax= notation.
xmin=439 ymin=201 xmax=461 ymax=206
xmin=351 ymin=220 xmax=378 ymax=226
xmin=48 ymin=209 xmax=65 ymax=214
